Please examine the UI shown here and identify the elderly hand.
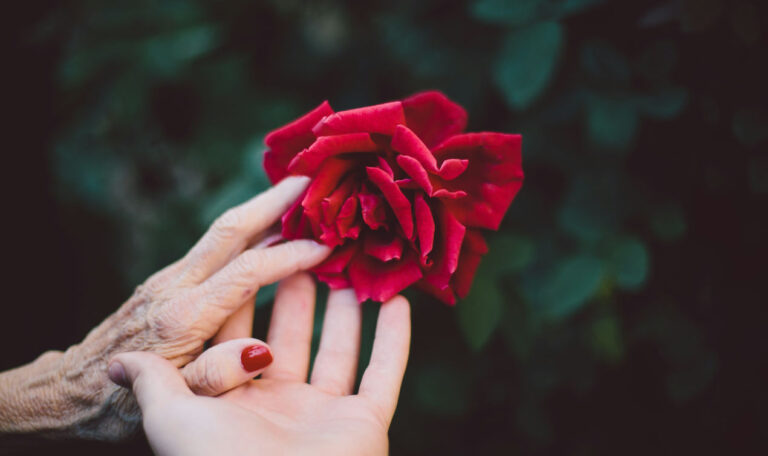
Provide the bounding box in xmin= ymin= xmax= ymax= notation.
xmin=109 ymin=279 xmax=411 ymax=456
xmin=0 ymin=176 xmax=330 ymax=441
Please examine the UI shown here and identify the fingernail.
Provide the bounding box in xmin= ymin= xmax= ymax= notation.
xmin=107 ymin=361 xmax=129 ymax=388
xmin=241 ymin=345 xmax=273 ymax=372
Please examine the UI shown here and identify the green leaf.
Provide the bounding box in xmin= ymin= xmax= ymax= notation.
xmin=457 ymin=263 xmax=505 ymax=351
xmin=636 ymin=87 xmax=689 ymax=119
xmin=557 ymin=172 xmax=621 ymax=243
xmin=528 ymin=255 xmax=604 ymax=319
xmin=142 ymin=25 xmax=220 ymax=76
xmin=586 ymin=95 xmax=638 ymax=150
xmin=471 ymin=0 xmax=603 ymax=26
xmin=607 ymin=237 xmax=649 ymax=290
xmin=484 ymin=234 xmax=535 ymax=274
xmin=494 ymin=21 xmax=563 ymax=111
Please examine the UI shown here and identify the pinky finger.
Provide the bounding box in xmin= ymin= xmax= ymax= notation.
xmin=358 ymin=295 xmax=411 ymax=425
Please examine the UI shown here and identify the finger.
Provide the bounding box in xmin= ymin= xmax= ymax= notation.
xmin=212 ymin=299 xmax=255 ymax=345
xmin=182 ymin=176 xmax=310 ymax=283
xmin=358 ymin=295 xmax=411 ymax=424
xmin=108 ymin=352 xmax=192 ymax=412
xmin=310 ymin=289 xmax=362 ymax=395
xmin=182 ymin=338 xmax=273 ymax=396
xmin=261 ymin=273 xmax=316 ymax=381
xmin=194 ymin=240 xmax=330 ymax=329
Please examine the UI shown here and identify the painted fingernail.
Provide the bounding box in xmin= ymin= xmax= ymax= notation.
xmin=107 ymin=361 xmax=129 ymax=388
xmin=241 ymin=345 xmax=273 ymax=372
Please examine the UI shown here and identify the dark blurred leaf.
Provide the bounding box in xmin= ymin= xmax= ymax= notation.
xmin=732 ymin=108 xmax=768 ymax=147
xmin=586 ymin=95 xmax=638 ymax=150
xmin=471 ymin=0 xmax=604 ymax=26
xmin=580 ymin=40 xmax=631 ymax=85
xmin=457 ymin=262 xmax=505 ymax=351
xmin=590 ymin=314 xmax=624 ymax=363
xmin=494 ymin=21 xmax=563 ymax=110
xmin=636 ymin=87 xmax=689 ymax=119
xmin=558 ymin=172 xmax=621 ymax=242
xmin=606 ymin=236 xmax=649 ymax=290
xmin=142 ymin=25 xmax=220 ymax=76
xmin=651 ymin=205 xmax=687 ymax=241
xmin=527 ymin=255 xmax=604 ymax=319
xmin=636 ymin=40 xmax=678 ymax=82
xmin=485 ymin=234 xmax=535 ymax=274
xmin=749 ymin=156 xmax=768 ymax=194
xmin=681 ymin=0 xmax=723 ymax=32
xmin=413 ymin=362 xmax=470 ymax=416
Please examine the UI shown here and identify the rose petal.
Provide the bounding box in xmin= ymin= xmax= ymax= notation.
xmin=312 ymin=101 xmax=406 ymax=137
xmin=432 ymin=133 xmax=523 ymax=230
xmin=316 ymin=273 xmax=352 ymax=289
xmin=363 ymin=230 xmax=404 ymax=262
xmin=391 ymin=124 xmax=438 ymax=171
xmin=396 ymin=155 xmax=433 ymax=194
xmin=366 ymin=166 xmax=414 ymax=239
xmin=436 ymin=158 xmax=469 ymax=180
xmin=402 ymin=91 xmax=467 ymax=148
xmin=301 ymin=158 xmax=355 ymax=239
xmin=336 ymin=196 xmax=360 ymax=239
xmin=321 ymin=177 xmax=356 ymax=225
xmin=264 ymin=101 xmax=334 ymax=183
xmin=281 ymin=188 xmax=312 ymax=240
xmin=358 ymin=186 xmax=388 ymax=230
xmin=416 ymin=280 xmax=456 ymax=306
xmin=348 ymin=250 xmax=423 ymax=302
xmin=287 ymin=133 xmax=379 ymax=175
xmin=413 ymin=193 xmax=435 ymax=265
xmin=422 ymin=203 xmax=466 ymax=291
xmin=451 ymin=229 xmax=488 ymax=299
xmin=313 ymin=241 xmax=358 ymax=274
xmin=377 ymin=156 xmax=395 ymax=178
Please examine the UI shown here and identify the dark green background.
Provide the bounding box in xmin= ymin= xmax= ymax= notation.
xmin=4 ymin=0 xmax=767 ymax=454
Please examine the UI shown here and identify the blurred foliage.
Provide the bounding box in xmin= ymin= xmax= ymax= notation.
xmin=25 ymin=0 xmax=768 ymax=453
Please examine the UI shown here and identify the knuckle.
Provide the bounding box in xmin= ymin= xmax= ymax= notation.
xmin=212 ymin=208 xmax=244 ymax=240
xmin=146 ymin=300 xmax=190 ymax=341
xmin=239 ymin=249 xmax=266 ymax=275
xmin=191 ymin=356 xmax=225 ymax=395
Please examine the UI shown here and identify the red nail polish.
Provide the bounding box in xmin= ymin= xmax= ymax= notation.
xmin=241 ymin=345 xmax=273 ymax=372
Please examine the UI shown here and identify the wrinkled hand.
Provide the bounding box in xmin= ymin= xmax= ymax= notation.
xmin=0 ymin=176 xmax=330 ymax=440
xmin=110 ymin=277 xmax=411 ymax=456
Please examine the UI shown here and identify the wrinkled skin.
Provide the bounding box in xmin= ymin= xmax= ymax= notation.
xmin=0 ymin=177 xmax=330 ymax=441
xmin=264 ymin=91 xmax=524 ymax=304
xmin=110 ymin=280 xmax=411 ymax=456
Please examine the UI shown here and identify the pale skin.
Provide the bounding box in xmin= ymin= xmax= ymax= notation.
xmin=0 ymin=175 xmax=412 ymax=455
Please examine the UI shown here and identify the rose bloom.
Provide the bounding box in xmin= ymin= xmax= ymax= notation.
xmin=263 ymin=91 xmax=523 ymax=304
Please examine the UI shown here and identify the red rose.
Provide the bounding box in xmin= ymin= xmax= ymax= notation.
xmin=263 ymin=91 xmax=523 ymax=304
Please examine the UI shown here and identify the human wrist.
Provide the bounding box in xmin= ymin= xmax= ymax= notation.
xmin=0 ymin=336 xmax=140 ymax=441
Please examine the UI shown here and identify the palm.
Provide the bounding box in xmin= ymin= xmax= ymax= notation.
xmin=205 ymin=273 xmax=410 ymax=455
xmin=221 ymin=379 xmax=387 ymax=453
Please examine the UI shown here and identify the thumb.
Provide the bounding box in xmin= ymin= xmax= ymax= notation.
xmin=182 ymin=338 xmax=273 ymax=396
xmin=108 ymin=352 xmax=192 ymax=410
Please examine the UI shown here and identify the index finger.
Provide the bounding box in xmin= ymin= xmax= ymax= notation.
xmin=181 ymin=176 xmax=310 ymax=283
xmin=358 ymin=295 xmax=411 ymax=425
